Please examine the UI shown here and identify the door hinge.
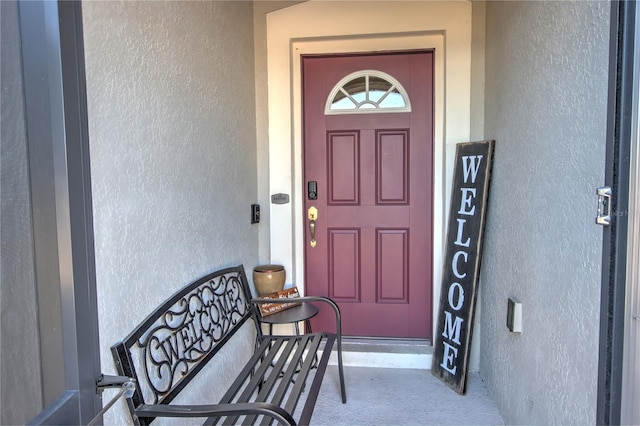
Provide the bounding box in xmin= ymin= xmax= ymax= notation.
xmin=596 ymin=186 xmax=612 ymax=226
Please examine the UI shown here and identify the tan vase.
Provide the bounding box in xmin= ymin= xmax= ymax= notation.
xmin=253 ymin=264 xmax=286 ymax=296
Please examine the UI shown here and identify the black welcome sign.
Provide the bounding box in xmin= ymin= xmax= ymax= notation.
xmin=432 ymin=140 xmax=494 ymax=394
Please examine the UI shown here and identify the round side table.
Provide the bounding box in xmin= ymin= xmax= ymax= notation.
xmin=259 ymin=302 xmax=319 ymax=335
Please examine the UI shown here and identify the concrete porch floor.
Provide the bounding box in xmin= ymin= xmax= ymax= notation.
xmin=310 ymin=366 xmax=504 ymax=425
xmin=301 ymin=339 xmax=504 ymax=425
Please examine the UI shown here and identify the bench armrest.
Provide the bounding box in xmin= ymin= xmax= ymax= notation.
xmin=136 ymin=402 xmax=296 ymax=425
xmin=251 ymin=295 xmax=346 ymax=403
xmin=251 ymin=296 xmax=342 ymax=340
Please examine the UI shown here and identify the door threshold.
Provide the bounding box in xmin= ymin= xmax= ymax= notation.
xmin=329 ymin=337 xmax=433 ymax=370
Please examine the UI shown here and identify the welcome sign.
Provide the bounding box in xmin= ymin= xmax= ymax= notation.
xmin=432 ymin=140 xmax=494 ymax=394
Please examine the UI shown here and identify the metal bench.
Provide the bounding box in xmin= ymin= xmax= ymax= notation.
xmin=111 ymin=265 xmax=346 ymax=425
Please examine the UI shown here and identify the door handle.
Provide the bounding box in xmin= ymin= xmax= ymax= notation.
xmin=308 ymin=206 xmax=318 ymax=248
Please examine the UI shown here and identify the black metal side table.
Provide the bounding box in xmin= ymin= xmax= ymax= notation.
xmin=259 ymin=302 xmax=319 ymax=335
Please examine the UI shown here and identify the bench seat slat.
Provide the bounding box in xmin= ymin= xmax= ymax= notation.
xmin=298 ymin=333 xmax=336 ymax=425
xmin=220 ymin=337 xmax=298 ymax=426
xmin=241 ymin=335 xmax=314 ymax=426
xmin=282 ymin=334 xmax=324 ymax=416
xmin=268 ymin=335 xmax=312 ymax=408
xmin=217 ymin=337 xmax=286 ymax=407
xmin=254 ymin=338 xmax=299 ymax=401
xmin=222 ymin=334 xmax=315 ymax=426
xmin=241 ymin=338 xmax=300 ymax=425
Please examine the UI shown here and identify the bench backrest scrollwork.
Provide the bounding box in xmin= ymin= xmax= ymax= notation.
xmin=111 ymin=265 xmax=258 ymax=424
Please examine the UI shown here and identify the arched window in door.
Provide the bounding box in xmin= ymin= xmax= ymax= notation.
xmin=325 ymin=70 xmax=411 ymax=114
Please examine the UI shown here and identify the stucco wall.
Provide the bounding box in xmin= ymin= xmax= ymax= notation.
xmin=481 ymin=1 xmax=609 ymax=424
xmin=82 ymin=2 xmax=258 ymax=424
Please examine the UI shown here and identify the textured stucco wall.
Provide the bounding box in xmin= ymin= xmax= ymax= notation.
xmin=82 ymin=2 xmax=258 ymax=424
xmin=481 ymin=1 xmax=609 ymax=424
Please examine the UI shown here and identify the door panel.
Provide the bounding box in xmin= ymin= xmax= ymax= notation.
xmin=327 ymin=132 xmax=360 ymax=204
xmin=328 ymin=228 xmax=360 ymax=301
xmin=377 ymin=130 xmax=409 ymax=204
xmin=377 ymin=229 xmax=409 ymax=302
xmin=303 ymin=51 xmax=434 ymax=338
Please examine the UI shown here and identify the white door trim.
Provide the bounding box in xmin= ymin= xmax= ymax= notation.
xmin=266 ymin=1 xmax=473 ymax=341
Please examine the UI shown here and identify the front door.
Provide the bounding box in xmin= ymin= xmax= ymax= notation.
xmin=302 ymin=51 xmax=434 ymax=338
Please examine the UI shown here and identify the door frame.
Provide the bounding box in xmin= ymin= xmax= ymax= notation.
xmin=266 ymin=2 xmax=475 ymax=344
xmin=597 ymin=1 xmax=638 ymax=424
xmin=19 ymin=1 xmax=102 ymax=424
xmin=293 ymin=39 xmax=444 ymax=337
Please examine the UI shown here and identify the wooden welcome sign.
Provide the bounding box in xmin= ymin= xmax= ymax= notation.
xmin=432 ymin=140 xmax=494 ymax=394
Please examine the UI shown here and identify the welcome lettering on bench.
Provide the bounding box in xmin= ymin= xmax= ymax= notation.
xmin=432 ymin=141 xmax=494 ymax=394
xmin=134 ymin=273 xmax=249 ymax=402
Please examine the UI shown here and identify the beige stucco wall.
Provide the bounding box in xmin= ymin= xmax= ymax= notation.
xmin=82 ymin=2 xmax=258 ymax=423
xmin=481 ymin=1 xmax=609 ymax=424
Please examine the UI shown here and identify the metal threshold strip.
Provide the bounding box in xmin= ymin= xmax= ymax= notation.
xmin=339 ymin=338 xmax=432 ymax=355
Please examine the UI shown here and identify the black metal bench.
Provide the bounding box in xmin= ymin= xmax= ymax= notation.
xmin=111 ymin=265 xmax=346 ymax=425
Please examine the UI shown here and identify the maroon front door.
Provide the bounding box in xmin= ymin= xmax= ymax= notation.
xmin=302 ymin=51 xmax=434 ymax=338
